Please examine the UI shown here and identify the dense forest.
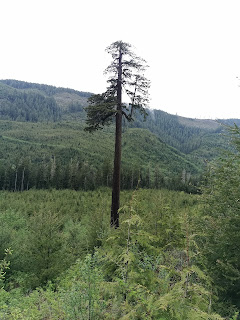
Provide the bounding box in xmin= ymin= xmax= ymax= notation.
xmin=0 ymin=80 xmax=239 ymax=319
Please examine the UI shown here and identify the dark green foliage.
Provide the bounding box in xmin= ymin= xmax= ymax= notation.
xmin=85 ymin=93 xmax=117 ymax=131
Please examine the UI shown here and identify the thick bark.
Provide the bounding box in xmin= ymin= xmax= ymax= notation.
xmin=111 ymin=48 xmax=122 ymax=228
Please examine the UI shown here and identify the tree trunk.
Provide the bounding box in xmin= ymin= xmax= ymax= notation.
xmin=21 ymin=167 xmax=25 ymax=192
xmin=14 ymin=170 xmax=18 ymax=192
xmin=111 ymin=48 xmax=122 ymax=228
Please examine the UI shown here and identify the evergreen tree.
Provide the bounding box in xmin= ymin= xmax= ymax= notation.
xmin=85 ymin=41 xmax=150 ymax=228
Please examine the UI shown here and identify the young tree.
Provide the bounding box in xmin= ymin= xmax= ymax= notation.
xmin=85 ymin=41 xmax=150 ymax=228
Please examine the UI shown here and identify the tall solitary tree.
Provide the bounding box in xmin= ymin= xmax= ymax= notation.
xmin=85 ymin=41 xmax=150 ymax=228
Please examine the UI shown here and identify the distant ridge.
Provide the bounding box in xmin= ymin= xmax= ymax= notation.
xmin=0 ymin=79 xmax=92 ymax=122
xmin=0 ymin=79 xmax=236 ymax=179
xmin=0 ymin=79 xmax=92 ymax=97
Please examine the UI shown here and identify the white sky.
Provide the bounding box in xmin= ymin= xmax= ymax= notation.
xmin=1 ymin=0 xmax=240 ymax=119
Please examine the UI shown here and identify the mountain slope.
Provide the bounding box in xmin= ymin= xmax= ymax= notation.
xmin=0 ymin=79 xmax=236 ymax=191
xmin=122 ymin=128 xmax=199 ymax=174
xmin=0 ymin=79 xmax=91 ymax=121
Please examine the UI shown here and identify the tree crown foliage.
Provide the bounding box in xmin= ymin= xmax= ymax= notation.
xmin=85 ymin=41 xmax=150 ymax=132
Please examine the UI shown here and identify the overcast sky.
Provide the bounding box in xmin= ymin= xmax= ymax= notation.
xmin=1 ymin=0 xmax=240 ymax=119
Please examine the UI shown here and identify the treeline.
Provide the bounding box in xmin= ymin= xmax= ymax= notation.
xmin=0 ymin=79 xmax=92 ymax=122
xmin=0 ymin=157 xmax=199 ymax=193
xmin=0 ymin=79 xmax=92 ymax=98
xmin=0 ymin=88 xmax=61 ymax=122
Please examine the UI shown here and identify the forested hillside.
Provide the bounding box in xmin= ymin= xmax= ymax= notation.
xmin=0 ymin=79 xmax=240 ymax=319
xmin=0 ymin=82 xmax=61 ymax=122
xmin=0 ymin=120 xmax=199 ymax=192
xmin=0 ymin=79 xmax=235 ymax=193
xmin=0 ymin=80 xmax=91 ymax=122
xmin=0 ymin=79 xmax=230 ymax=158
xmin=127 ymin=108 xmax=229 ymax=162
